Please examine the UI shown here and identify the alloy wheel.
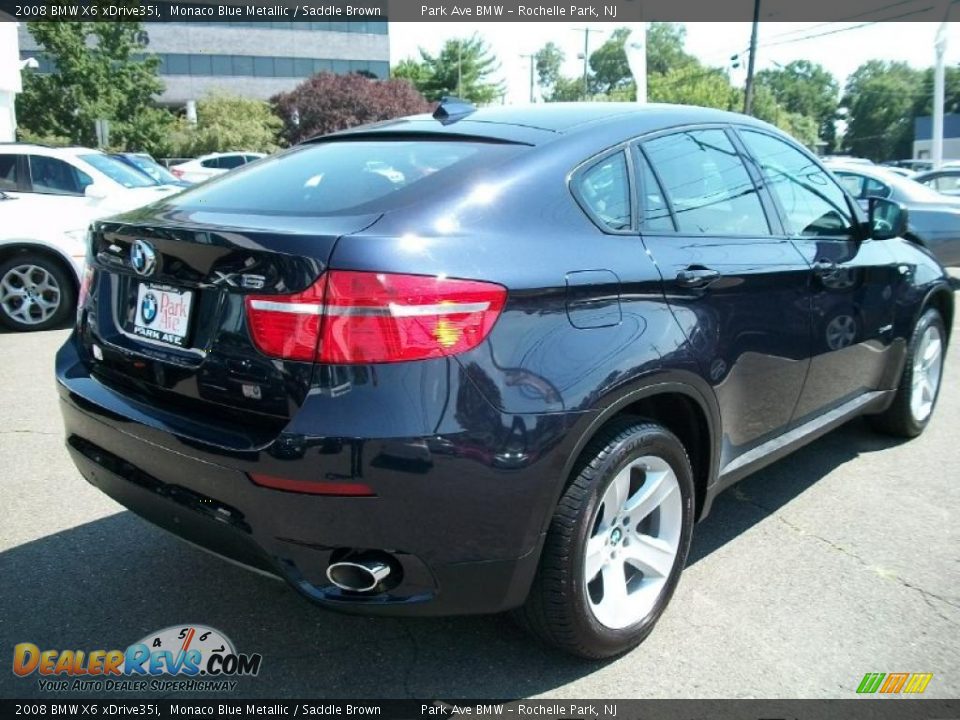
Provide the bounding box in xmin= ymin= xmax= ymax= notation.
xmin=0 ymin=264 xmax=63 ymax=326
xmin=583 ymin=455 xmax=683 ymax=630
xmin=910 ymin=324 xmax=943 ymax=423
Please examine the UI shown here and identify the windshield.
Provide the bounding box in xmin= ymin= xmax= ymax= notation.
xmin=80 ymin=153 xmax=157 ymax=189
xmin=125 ymin=155 xmax=180 ymax=185
xmin=167 ymin=139 xmax=525 ymax=216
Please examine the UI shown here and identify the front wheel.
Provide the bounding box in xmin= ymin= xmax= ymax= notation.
xmin=870 ymin=307 xmax=946 ymax=437
xmin=515 ymin=419 xmax=695 ymax=659
xmin=0 ymin=254 xmax=74 ymax=331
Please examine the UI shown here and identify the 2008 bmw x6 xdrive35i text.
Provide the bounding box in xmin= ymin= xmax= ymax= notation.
xmin=57 ymin=102 xmax=953 ymax=659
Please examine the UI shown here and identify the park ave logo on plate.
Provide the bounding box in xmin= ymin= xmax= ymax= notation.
xmin=11 ymin=624 xmax=263 ymax=693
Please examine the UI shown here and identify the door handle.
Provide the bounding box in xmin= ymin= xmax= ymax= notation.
xmin=675 ymin=267 xmax=722 ymax=288
xmin=813 ymin=259 xmax=838 ymax=276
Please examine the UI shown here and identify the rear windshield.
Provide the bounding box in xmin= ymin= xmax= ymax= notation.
xmin=166 ymin=140 xmax=524 ymax=216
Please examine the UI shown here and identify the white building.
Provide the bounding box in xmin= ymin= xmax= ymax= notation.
xmin=0 ymin=22 xmax=23 ymax=142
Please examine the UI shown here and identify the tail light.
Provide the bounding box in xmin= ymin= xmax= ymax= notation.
xmin=170 ymin=167 xmax=185 ymax=178
xmin=77 ymin=265 xmax=95 ymax=318
xmin=245 ymin=270 xmax=506 ymax=364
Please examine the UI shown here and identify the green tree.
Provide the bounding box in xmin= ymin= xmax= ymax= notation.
xmin=393 ymin=35 xmax=503 ymax=104
xmin=168 ymin=94 xmax=283 ymax=156
xmin=589 ymin=27 xmax=633 ymax=95
xmin=748 ymin=85 xmax=819 ymax=148
xmin=646 ymin=23 xmax=697 ymax=75
xmin=756 ymin=60 xmax=839 ymax=150
xmin=842 ymin=60 xmax=923 ymax=161
xmin=534 ymin=41 xmax=565 ymax=99
xmin=649 ymin=65 xmax=737 ymax=110
xmin=16 ymin=22 xmax=173 ymax=154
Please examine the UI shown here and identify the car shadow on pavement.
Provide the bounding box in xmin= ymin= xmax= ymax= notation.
xmin=0 ymin=419 xmax=902 ymax=699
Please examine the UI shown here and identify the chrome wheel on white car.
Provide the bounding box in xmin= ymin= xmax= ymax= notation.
xmin=584 ymin=456 xmax=683 ymax=630
xmin=0 ymin=255 xmax=73 ymax=332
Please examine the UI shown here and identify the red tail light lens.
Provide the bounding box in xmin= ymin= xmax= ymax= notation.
xmin=244 ymin=271 xmax=506 ymax=364
xmin=171 ymin=167 xmax=184 ymax=178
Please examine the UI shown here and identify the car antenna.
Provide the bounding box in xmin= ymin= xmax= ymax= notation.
xmin=432 ymin=96 xmax=477 ymax=125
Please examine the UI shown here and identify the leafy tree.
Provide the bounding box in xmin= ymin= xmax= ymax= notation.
xmin=534 ymin=41 xmax=565 ymax=99
xmin=167 ymin=94 xmax=283 ymax=156
xmin=748 ymin=85 xmax=819 ymax=148
xmin=16 ymin=22 xmax=173 ymax=154
xmin=756 ymin=60 xmax=839 ymax=150
xmin=646 ymin=23 xmax=697 ymax=75
xmin=589 ymin=27 xmax=634 ymax=95
xmin=649 ymin=65 xmax=737 ymax=110
xmin=272 ymin=73 xmax=431 ymax=144
xmin=391 ymin=35 xmax=503 ymax=104
xmin=842 ymin=61 xmax=922 ymax=161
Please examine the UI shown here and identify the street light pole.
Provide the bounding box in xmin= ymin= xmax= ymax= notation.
xmin=573 ymin=27 xmax=602 ymax=101
xmin=743 ymin=0 xmax=761 ymax=115
xmin=933 ymin=20 xmax=948 ymax=169
xmin=520 ymin=54 xmax=535 ymax=103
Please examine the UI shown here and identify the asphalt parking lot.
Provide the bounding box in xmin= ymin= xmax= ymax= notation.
xmin=1 ymin=309 xmax=958 ymax=700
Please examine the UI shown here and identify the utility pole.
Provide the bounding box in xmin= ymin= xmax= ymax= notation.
xmin=457 ymin=39 xmax=463 ymax=98
xmin=743 ymin=0 xmax=761 ymax=115
xmin=933 ymin=19 xmax=949 ymax=169
xmin=573 ymin=27 xmax=602 ymax=101
xmin=520 ymin=54 xmax=536 ymax=103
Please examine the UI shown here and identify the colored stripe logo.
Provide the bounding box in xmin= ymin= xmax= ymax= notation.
xmin=857 ymin=672 xmax=933 ymax=694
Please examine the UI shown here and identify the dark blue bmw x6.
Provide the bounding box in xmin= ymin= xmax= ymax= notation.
xmin=57 ymin=102 xmax=953 ymax=658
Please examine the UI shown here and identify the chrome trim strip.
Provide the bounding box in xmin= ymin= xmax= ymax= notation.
xmin=249 ymin=301 xmax=490 ymax=317
xmin=248 ymin=300 xmax=324 ymax=315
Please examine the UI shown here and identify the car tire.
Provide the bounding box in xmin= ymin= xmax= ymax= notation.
xmin=0 ymin=253 xmax=74 ymax=332
xmin=869 ymin=307 xmax=946 ymax=438
xmin=515 ymin=418 xmax=695 ymax=659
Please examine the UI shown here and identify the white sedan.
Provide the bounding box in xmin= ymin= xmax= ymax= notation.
xmin=169 ymin=152 xmax=266 ymax=184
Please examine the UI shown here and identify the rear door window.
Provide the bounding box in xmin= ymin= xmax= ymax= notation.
xmin=643 ymin=129 xmax=770 ymax=236
xmin=0 ymin=155 xmax=19 ymax=191
xmin=168 ymin=140 xmax=524 ymax=216
xmin=217 ymin=155 xmax=246 ymax=169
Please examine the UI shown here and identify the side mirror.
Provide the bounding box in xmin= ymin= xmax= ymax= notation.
xmin=84 ymin=183 xmax=109 ymax=200
xmin=868 ymin=197 xmax=908 ymax=240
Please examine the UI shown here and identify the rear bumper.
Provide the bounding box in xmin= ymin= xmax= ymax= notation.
xmin=57 ymin=332 xmax=587 ymax=616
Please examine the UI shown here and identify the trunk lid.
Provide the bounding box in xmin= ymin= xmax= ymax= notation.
xmin=80 ymin=210 xmax=379 ymax=440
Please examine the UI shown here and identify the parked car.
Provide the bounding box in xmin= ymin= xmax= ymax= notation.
xmin=914 ymin=167 xmax=960 ymax=197
xmin=0 ymin=144 xmax=181 ymax=217
xmin=0 ymin=189 xmax=90 ymax=330
xmin=58 ymin=103 xmax=952 ymax=659
xmin=111 ymin=152 xmax=191 ymax=188
xmin=169 ymin=152 xmax=266 ymax=184
xmin=826 ymin=161 xmax=960 ymax=265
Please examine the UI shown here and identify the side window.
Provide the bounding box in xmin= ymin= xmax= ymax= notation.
xmin=634 ymin=149 xmax=674 ymax=231
xmin=218 ymin=155 xmax=246 ymax=170
xmin=739 ymin=130 xmax=855 ymax=238
xmin=574 ymin=151 xmax=632 ymax=231
xmin=28 ymin=156 xmax=88 ymax=195
xmin=0 ymin=155 xmax=19 ymax=191
xmin=863 ymin=177 xmax=891 ymax=199
xmin=933 ymin=175 xmax=960 ymax=192
xmin=835 ymin=172 xmax=864 ymax=198
xmin=643 ymin=129 xmax=769 ymax=236
xmin=200 ymin=157 xmax=220 ymax=169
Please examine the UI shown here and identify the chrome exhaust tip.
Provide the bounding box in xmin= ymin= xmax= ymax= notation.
xmin=326 ymin=556 xmax=391 ymax=593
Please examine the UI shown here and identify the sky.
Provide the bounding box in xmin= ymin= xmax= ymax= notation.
xmin=388 ymin=21 xmax=959 ymax=104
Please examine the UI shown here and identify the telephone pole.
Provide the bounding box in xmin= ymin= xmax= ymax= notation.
xmin=573 ymin=27 xmax=602 ymax=101
xmin=743 ymin=0 xmax=761 ymax=115
xmin=520 ymin=54 xmax=536 ymax=103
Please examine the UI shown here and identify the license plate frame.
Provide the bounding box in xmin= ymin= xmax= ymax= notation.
xmin=127 ymin=282 xmax=195 ymax=349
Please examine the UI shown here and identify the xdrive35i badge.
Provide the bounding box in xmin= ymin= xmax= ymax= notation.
xmin=130 ymin=239 xmax=157 ymax=277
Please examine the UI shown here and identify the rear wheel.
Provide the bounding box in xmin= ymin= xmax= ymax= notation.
xmin=516 ymin=419 xmax=694 ymax=659
xmin=870 ymin=308 xmax=946 ymax=437
xmin=0 ymin=254 xmax=74 ymax=332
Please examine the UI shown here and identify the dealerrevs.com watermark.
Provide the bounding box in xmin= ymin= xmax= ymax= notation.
xmin=11 ymin=625 xmax=262 ymax=693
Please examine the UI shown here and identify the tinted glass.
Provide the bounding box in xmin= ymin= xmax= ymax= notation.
xmin=200 ymin=158 xmax=220 ymax=169
xmin=168 ymin=141 xmax=523 ymax=216
xmin=217 ymin=155 xmax=246 ymax=169
xmin=863 ymin=176 xmax=891 ymax=199
xmin=125 ymin=155 xmax=180 ymax=185
xmin=0 ymin=155 xmax=19 ymax=191
xmin=28 ymin=156 xmax=90 ymax=195
xmin=933 ymin=174 xmax=960 ymax=192
xmin=576 ymin=152 xmax=632 ymax=230
xmin=835 ymin=172 xmax=863 ymax=197
xmin=80 ymin=154 xmax=155 ymax=188
xmin=740 ymin=130 xmax=855 ymax=237
xmin=635 ymin=150 xmax=673 ymax=231
xmin=643 ymin=129 xmax=769 ymax=236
